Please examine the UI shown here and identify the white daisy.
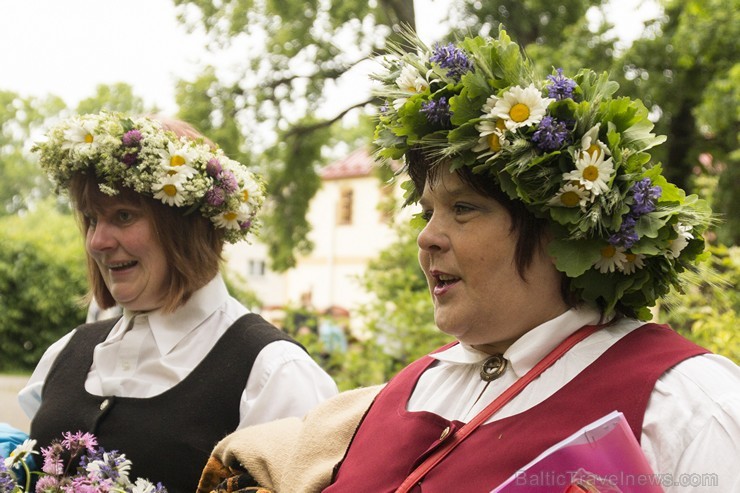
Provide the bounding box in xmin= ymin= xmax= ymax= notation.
xmin=62 ymin=118 xmax=98 ymax=150
xmin=472 ymin=118 xmax=508 ymax=155
xmin=4 ymin=438 xmax=37 ymax=467
xmin=213 ymin=209 xmax=249 ymax=230
xmin=240 ymin=177 xmax=262 ymax=206
xmin=131 ymin=478 xmax=158 ymax=493
xmin=490 ymin=84 xmax=554 ymax=131
xmin=562 ymin=150 xmax=615 ymax=195
xmin=594 ymin=244 xmax=628 ymax=273
xmin=159 ymin=141 xmax=198 ymax=177
xmin=620 ymin=252 xmax=645 ymax=274
xmin=547 ymin=182 xmax=590 ymax=209
xmin=152 ymin=173 xmax=186 ymax=206
xmin=393 ymin=64 xmax=429 ymax=109
xmin=480 ymin=94 xmax=499 ymax=115
xmin=580 ymin=123 xmax=611 ymax=160
xmin=667 ymin=222 xmax=694 ymax=258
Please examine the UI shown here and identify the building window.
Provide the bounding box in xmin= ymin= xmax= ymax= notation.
xmin=248 ymin=259 xmax=266 ymax=276
xmin=337 ymin=187 xmax=353 ymax=225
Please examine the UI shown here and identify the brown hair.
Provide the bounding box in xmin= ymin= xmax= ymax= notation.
xmin=69 ymin=117 xmax=224 ymax=313
xmin=406 ymin=148 xmax=576 ymax=306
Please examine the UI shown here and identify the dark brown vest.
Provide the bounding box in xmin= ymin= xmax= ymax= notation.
xmin=31 ymin=313 xmax=301 ymax=493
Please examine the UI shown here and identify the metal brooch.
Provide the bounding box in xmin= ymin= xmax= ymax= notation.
xmin=480 ymin=354 xmax=507 ymax=382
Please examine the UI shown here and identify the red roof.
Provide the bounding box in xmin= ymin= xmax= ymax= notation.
xmin=320 ymin=148 xmax=375 ymax=180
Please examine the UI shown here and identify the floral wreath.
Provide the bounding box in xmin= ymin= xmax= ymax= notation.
xmin=372 ymin=29 xmax=713 ymax=319
xmin=33 ymin=111 xmax=265 ymax=244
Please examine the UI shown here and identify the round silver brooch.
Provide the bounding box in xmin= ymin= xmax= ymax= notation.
xmin=480 ymin=354 xmax=507 ymax=382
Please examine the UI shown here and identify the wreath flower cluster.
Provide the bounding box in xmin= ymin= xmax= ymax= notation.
xmin=33 ymin=112 xmax=265 ymax=244
xmin=1 ymin=432 xmax=167 ymax=492
xmin=372 ymin=29 xmax=712 ymax=319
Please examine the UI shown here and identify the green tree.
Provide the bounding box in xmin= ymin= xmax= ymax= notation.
xmin=171 ymin=0 xmax=421 ymax=270
xmin=75 ymin=83 xmax=149 ymax=115
xmin=0 ymin=200 xmax=88 ymax=372
xmin=0 ymin=91 xmax=65 ymax=215
xmin=613 ymin=0 xmax=739 ymax=242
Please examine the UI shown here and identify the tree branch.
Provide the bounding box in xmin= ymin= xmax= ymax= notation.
xmin=284 ymin=97 xmax=381 ymax=137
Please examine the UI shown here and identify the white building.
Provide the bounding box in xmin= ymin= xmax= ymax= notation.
xmin=224 ymin=148 xmax=406 ymax=327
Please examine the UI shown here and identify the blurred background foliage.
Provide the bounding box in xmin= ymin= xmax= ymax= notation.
xmin=0 ymin=0 xmax=737 ymax=379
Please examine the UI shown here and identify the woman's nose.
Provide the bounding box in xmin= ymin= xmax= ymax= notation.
xmin=87 ymin=221 xmax=117 ymax=252
xmin=417 ymin=216 xmax=449 ymax=252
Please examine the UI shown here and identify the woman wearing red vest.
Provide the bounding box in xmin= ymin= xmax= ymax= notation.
xmin=197 ymin=29 xmax=740 ymax=493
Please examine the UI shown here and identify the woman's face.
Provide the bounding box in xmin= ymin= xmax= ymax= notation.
xmin=84 ymin=196 xmax=168 ymax=312
xmin=417 ymin=167 xmax=568 ymax=353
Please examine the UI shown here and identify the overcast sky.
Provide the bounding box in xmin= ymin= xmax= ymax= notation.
xmin=0 ymin=0 xmax=659 ymax=115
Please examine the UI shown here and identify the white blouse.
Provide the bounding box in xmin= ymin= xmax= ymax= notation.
xmin=18 ymin=274 xmax=338 ymax=429
xmin=407 ymin=307 xmax=740 ymax=493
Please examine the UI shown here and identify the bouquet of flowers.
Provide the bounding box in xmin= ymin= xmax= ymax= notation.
xmin=0 ymin=431 xmax=167 ymax=493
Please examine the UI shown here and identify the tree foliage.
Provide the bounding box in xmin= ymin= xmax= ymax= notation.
xmin=0 ymin=91 xmax=65 ymax=215
xmin=0 ymin=201 xmax=88 ymax=372
xmin=612 ymin=0 xmax=739 ymax=243
xmin=172 ymin=0 xmax=421 ymax=270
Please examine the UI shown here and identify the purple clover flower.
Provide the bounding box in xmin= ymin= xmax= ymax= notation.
xmin=218 ymin=170 xmax=238 ymax=193
xmin=206 ymin=158 xmax=222 ymax=178
xmin=121 ymin=152 xmax=138 ymax=167
xmin=206 ymin=187 xmax=226 ymax=206
xmin=546 ymin=68 xmax=577 ymax=101
xmin=421 ymin=97 xmax=452 ymax=128
xmin=532 ymin=116 xmax=569 ymax=151
xmin=240 ymin=219 xmax=252 ymax=230
xmin=430 ymin=43 xmax=473 ymax=80
xmin=121 ymin=129 xmax=143 ymax=147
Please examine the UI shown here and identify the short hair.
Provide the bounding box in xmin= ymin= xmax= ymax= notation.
xmin=69 ymin=117 xmax=224 ymax=313
xmin=406 ymin=148 xmax=577 ymax=307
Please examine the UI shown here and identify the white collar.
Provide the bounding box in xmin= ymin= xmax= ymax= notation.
xmin=431 ymin=305 xmax=605 ymax=377
xmin=120 ymin=274 xmax=230 ymax=354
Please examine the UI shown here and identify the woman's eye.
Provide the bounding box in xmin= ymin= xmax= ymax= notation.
xmin=117 ymin=211 xmax=133 ymax=223
xmin=419 ymin=210 xmax=433 ymax=222
xmin=453 ymin=203 xmax=474 ymax=214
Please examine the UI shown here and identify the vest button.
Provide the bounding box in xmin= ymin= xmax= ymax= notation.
xmin=100 ymin=399 xmax=110 ymax=411
xmin=439 ymin=426 xmax=451 ymax=441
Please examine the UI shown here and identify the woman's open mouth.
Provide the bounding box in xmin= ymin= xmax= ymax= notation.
xmin=433 ymin=273 xmax=460 ymax=296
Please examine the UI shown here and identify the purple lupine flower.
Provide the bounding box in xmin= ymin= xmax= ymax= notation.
xmin=218 ymin=170 xmax=239 ymax=193
xmin=0 ymin=460 xmax=16 ymax=493
xmin=609 ymin=215 xmax=639 ymax=249
xmin=206 ymin=187 xmax=226 ymax=206
xmin=121 ymin=152 xmax=139 ymax=167
xmin=421 ymin=97 xmax=452 ymax=128
xmin=206 ymin=158 xmax=222 ymax=177
xmin=630 ymin=178 xmax=662 ymax=215
xmin=532 ymin=116 xmax=570 ymax=151
xmin=122 ymin=129 xmax=143 ymax=147
xmin=546 ymin=68 xmax=577 ymax=101
xmin=430 ymin=42 xmax=473 ymax=80
xmin=609 ymin=178 xmax=662 ymax=248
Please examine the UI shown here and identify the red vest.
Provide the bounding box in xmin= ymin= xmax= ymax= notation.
xmin=325 ymin=324 xmax=708 ymax=493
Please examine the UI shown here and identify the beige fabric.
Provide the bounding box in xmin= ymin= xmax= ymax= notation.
xmin=210 ymin=384 xmax=384 ymax=493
